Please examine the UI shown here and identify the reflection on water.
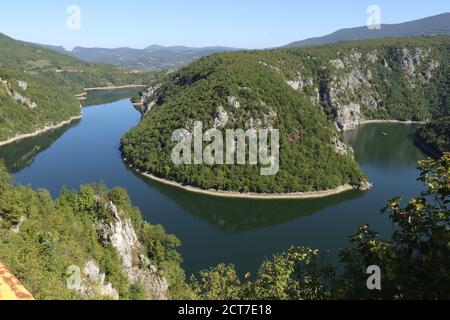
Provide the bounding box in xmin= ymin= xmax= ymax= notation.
xmin=0 ymin=94 xmax=428 ymax=275
xmin=129 ymin=168 xmax=364 ymax=232
xmin=0 ymin=121 xmax=79 ymax=173
xmin=82 ymin=88 xmax=141 ymax=107
xmin=344 ymin=123 xmax=424 ymax=170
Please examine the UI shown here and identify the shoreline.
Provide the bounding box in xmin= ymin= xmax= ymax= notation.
xmin=413 ymin=136 xmax=441 ymax=159
xmin=0 ymin=115 xmax=82 ymax=147
xmin=125 ymin=162 xmax=356 ymax=200
xmin=84 ymin=84 xmax=146 ymax=91
xmin=121 ymin=117 xmax=424 ymax=199
xmin=358 ymin=119 xmax=427 ymax=126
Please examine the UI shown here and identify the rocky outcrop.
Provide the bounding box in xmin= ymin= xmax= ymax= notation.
xmin=67 ymin=260 xmax=120 ymax=299
xmin=0 ymin=76 xmax=37 ymax=109
xmin=367 ymin=51 xmax=378 ymax=64
xmin=287 ymin=80 xmax=302 ymax=90
xmin=317 ymin=46 xmax=443 ymax=131
xmin=227 ymin=96 xmax=240 ymax=109
xmin=96 ymin=200 xmax=168 ymax=300
xmin=68 ymin=198 xmax=168 ymax=300
xmin=331 ymin=136 xmax=350 ymax=156
xmin=17 ymin=80 xmax=28 ymax=90
xmin=397 ymin=48 xmax=441 ymax=87
xmin=353 ymin=179 xmax=374 ymax=191
xmin=286 ymin=72 xmax=314 ymax=92
xmin=330 ymin=59 xmax=345 ymax=69
xmin=11 ymin=91 xmax=38 ymax=109
xmin=335 ymin=103 xmax=361 ymax=131
xmin=133 ymin=83 xmax=162 ymax=114
xmin=83 ymin=261 xmax=120 ymax=299
xmin=213 ymin=105 xmax=229 ymax=129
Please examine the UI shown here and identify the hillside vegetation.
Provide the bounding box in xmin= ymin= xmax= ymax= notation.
xmin=122 ymin=36 xmax=449 ymax=194
xmin=0 ymin=33 xmax=156 ymax=142
xmin=0 ymin=162 xmax=191 ymax=300
xmin=416 ymin=117 xmax=450 ymax=157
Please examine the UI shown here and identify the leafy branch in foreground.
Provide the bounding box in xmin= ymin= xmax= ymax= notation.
xmin=192 ymin=153 xmax=450 ymax=300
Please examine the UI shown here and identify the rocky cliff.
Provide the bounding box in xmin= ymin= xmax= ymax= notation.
xmin=137 ymin=37 xmax=448 ymax=132
xmin=0 ymin=77 xmax=38 ymax=110
xmin=67 ymin=198 xmax=169 ymax=300
xmin=95 ymin=199 xmax=168 ymax=300
xmin=0 ymin=168 xmax=181 ymax=300
xmin=318 ymin=46 xmax=445 ymax=130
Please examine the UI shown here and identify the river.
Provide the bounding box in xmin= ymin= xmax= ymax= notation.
xmin=0 ymin=90 xmax=427 ymax=276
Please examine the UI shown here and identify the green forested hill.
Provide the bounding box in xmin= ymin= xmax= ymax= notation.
xmin=0 ymin=33 xmax=156 ymax=142
xmin=122 ymin=36 xmax=449 ymax=194
xmin=416 ymin=117 xmax=450 ymax=157
xmin=0 ymin=163 xmax=191 ymax=300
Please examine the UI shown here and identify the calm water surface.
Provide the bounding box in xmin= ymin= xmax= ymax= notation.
xmin=0 ymin=91 xmax=426 ymax=275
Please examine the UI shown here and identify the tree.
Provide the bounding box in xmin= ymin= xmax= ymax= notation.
xmin=0 ymin=161 xmax=11 ymax=192
xmin=340 ymin=152 xmax=450 ymax=299
xmin=192 ymin=153 xmax=450 ymax=300
xmin=190 ymin=264 xmax=242 ymax=300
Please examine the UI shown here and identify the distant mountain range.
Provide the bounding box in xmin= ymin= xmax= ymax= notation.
xmin=39 ymin=44 xmax=241 ymax=71
xmin=284 ymin=13 xmax=450 ymax=47
xmin=39 ymin=13 xmax=450 ymax=70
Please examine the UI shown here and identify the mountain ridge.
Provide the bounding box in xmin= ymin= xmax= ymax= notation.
xmin=285 ymin=12 xmax=450 ymax=47
xmin=38 ymin=43 xmax=242 ymax=71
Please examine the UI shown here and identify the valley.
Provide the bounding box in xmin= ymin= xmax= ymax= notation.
xmin=0 ymin=90 xmax=428 ymax=277
xmin=0 ymin=32 xmax=158 ymax=145
xmin=0 ymin=8 xmax=448 ymax=301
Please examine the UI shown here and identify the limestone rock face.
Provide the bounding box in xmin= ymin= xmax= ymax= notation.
xmin=213 ymin=105 xmax=229 ymax=129
xmin=227 ymin=96 xmax=240 ymax=109
xmin=134 ymin=83 xmax=162 ymax=114
xmin=96 ymin=200 xmax=169 ymax=300
xmin=397 ymin=47 xmax=440 ymax=88
xmin=335 ymin=103 xmax=361 ymax=131
xmin=286 ymin=73 xmax=314 ymax=92
xmin=367 ymin=51 xmax=378 ymax=64
xmin=0 ymin=76 xmax=37 ymax=109
xmin=98 ymin=201 xmax=140 ymax=271
xmin=361 ymin=94 xmax=378 ymax=110
xmin=11 ymin=91 xmax=38 ymax=109
xmin=314 ymin=46 xmax=443 ymax=131
xmin=287 ymin=80 xmax=302 ymax=90
xmin=331 ymin=136 xmax=350 ymax=155
xmin=83 ymin=261 xmax=120 ymax=300
xmin=330 ymin=59 xmax=345 ymax=69
xmin=17 ymin=80 xmax=28 ymax=90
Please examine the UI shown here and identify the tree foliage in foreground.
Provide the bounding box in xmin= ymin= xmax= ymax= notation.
xmin=415 ymin=116 xmax=450 ymax=157
xmin=191 ymin=153 xmax=450 ymax=300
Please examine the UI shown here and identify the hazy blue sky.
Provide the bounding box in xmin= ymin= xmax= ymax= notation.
xmin=0 ymin=0 xmax=448 ymax=49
